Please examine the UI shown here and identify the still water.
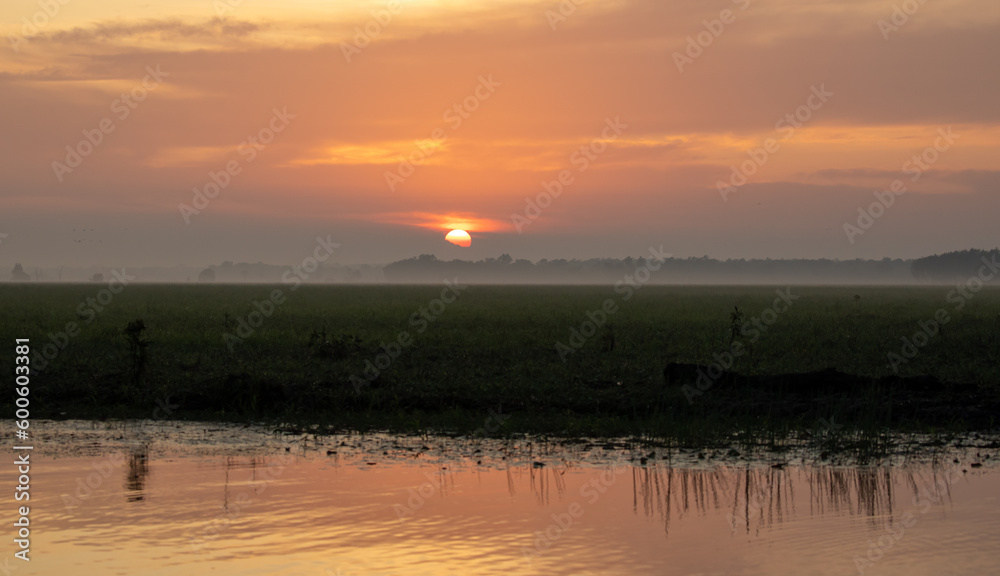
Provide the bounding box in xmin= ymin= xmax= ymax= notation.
xmin=7 ymin=421 xmax=1000 ymax=575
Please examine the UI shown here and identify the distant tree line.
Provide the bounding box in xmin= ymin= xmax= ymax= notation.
xmin=7 ymin=249 xmax=998 ymax=284
xmin=911 ymin=249 xmax=1000 ymax=283
xmin=382 ymin=254 xmax=915 ymax=284
xmin=196 ymin=260 xmax=368 ymax=283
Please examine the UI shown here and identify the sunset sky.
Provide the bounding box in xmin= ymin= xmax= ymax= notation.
xmin=2 ymin=0 xmax=998 ymax=267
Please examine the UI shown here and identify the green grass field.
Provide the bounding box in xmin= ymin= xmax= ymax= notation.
xmin=4 ymin=283 xmax=999 ymax=441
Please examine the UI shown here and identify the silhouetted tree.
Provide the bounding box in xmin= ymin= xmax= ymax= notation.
xmin=10 ymin=264 xmax=29 ymax=282
xmin=198 ymin=267 xmax=216 ymax=282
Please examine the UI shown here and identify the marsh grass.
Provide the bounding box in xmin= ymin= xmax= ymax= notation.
xmin=3 ymin=284 xmax=998 ymax=450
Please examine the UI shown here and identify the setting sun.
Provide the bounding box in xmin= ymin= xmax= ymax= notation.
xmin=445 ymin=229 xmax=472 ymax=247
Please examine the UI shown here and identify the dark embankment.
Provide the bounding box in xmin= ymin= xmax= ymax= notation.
xmin=663 ymin=363 xmax=999 ymax=429
xmin=23 ymin=363 xmax=999 ymax=440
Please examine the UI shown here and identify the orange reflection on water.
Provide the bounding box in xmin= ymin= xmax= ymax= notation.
xmin=18 ymin=442 xmax=1000 ymax=576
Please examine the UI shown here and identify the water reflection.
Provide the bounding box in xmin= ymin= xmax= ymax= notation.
xmin=102 ymin=448 xmax=982 ymax=535
xmin=588 ymin=464 xmax=960 ymax=537
xmin=21 ymin=424 xmax=999 ymax=576
xmin=529 ymin=464 xmax=566 ymax=505
xmin=484 ymin=456 xmax=977 ymax=542
xmin=807 ymin=465 xmax=893 ymax=520
xmin=124 ymin=444 xmax=149 ymax=501
xmin=620 ymin=465 xmax=792 ymax=537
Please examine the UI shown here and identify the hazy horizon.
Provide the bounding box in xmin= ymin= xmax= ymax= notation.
xmin=12 ymin=248 xmax=995 ymax=286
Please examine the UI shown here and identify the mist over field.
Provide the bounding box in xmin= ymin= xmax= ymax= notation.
xmin=5 ymin=248 xmax=998 ymax=285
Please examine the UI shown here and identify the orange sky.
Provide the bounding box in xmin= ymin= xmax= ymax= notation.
xmin=2 ymin=0 xmax=999 ymax=266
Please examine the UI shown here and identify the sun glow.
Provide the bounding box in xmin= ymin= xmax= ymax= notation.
xmin=445 ymin=229 xmax=472 ymax=247
xmin=370 ymin=213 xmax=507 ymax=233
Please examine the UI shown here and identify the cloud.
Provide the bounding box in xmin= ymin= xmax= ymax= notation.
xmin=41 ymin=18 xmax=264 ymax=45
xmin=368 ymin=211 xmax=510 ymax=233
xmin=938 ymin=169 xmax=1000 ymax=194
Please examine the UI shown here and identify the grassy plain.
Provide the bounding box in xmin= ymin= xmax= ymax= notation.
xmin=3 ymin=284 xmax=999 ymax=444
